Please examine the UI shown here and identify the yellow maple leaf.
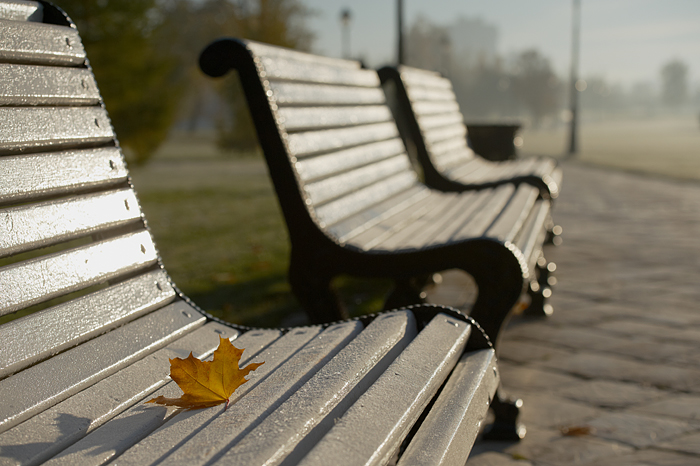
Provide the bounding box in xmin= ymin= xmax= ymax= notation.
xmin=146 ymin=336 xmax=264 ymax=410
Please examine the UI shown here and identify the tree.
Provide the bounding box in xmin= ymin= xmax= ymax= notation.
xmin=58 ymin=0 xmax=185 ymax=164
xmin=511 ymin=50 xmax=561 ymax=127
xmin=660 ymin=59 xmax=689 ymax=108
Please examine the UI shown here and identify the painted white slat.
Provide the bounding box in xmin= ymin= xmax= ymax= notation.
xmin=0 ymin=301 xmax=205 ymax=434
xmin=0 ymin=230 xmax=158 ymax=316
xmin=297 ymin=313 xmax=472 ymax=466
xmin=278 ymin=105 xmax=392 ymax=132
xmin=249 ymin=41 xmax=361 ymax=71
xmin=0 ymin=64 xmax=100 ymax=106
xmin=286 ymin=122 xmax=399 ymax=157
xmin=0 ymin=19 xmax=85 ymax=65
xmin=0 ymin=107 xmax=114 ymax=154
xmin=0 ymin=148 xmax=128 ymax=204
xmin=256 ymin=56 xmax=379 ymax=87
xmin=211 ymin=311 xmax=418 ymax=466
xmin=485 ymin=184 xmax=539 ymax=243
xmin=76 ymin=327 xmax=313 ymax=466
xmin=399 ymin=67 xmax=452 ymax=89
xmin=270 ymin=82 xmax=385 ymax=106
xmin=0 ymin=270 xmax=175 ymax=379
xmin=515 ymin=200 xmax=550 ymax=264
xmin=398 ymin=349 xmax=499 ymax=466
xmin=1 ymin=188 xmax=143 ymax=257
xmin=0 ymin=0 xmax=41 ymax=21
xmin=152 ymin=321 xmax=364 ymax=466
xmin=0 ymin=321 xmax=239 ymax=466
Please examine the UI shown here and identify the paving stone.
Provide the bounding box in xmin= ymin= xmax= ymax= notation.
xmin=580 ymin=448 xmax=700 ymax=465
xmin=498 ymin=340 xmax=575 ymax=365
xmin=557 ymin=380 xmax=666 ymax=408
xmin=508 ymin=435 xmax=633 ymax=466
xmin=596 ymin=320 xmax=700 ymax=344
xmin=633 ymin=395 xmax=700 ymax=422
xmin=538 ymin=353 xmax=700 ymax=392
xmin=658 ymin=431 xmax=700 ymax=456
xmin=465 ymin=451 xmax=533 ymax=466
xmin=498 ymin=362 xmax=582 ymax=393
xmin=587 ymin=412 xmax=694 ymax=448
xmin=506 ymin=326 xmax=622 ymax=354
xmin=518 ymin=393 xmax=601 ymax=429
xmin=603 ymin=338 xmax=696 ymax=364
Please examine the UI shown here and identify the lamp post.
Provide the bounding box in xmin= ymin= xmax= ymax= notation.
xmin=567 ymin=0 xmax=581 ymax=156
xmin=340 ymin=9 xmax=351 ymax=59
xmin=397 ymin=0 xmax=404 ymax=65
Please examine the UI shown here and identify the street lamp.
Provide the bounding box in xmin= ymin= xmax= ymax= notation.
xmin=567 ymin=0 xmax=581 ymax=156
xmin=340 ymin=9 xmax=351 ymax=59
xmin=397 ymin=0 xmax=404 ymax=65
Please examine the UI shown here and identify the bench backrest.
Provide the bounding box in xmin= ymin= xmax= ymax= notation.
xmin=0 ymin=2 xmax=180 ymax=380
xmin=379 ymin=65 xmax=477 ymax=177
xmin=200 ymin=40 xmax=424 ymax=247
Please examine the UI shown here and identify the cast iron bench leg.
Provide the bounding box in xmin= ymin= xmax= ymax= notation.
xmin=289 ymin=255 xmax=347 ymax=324
xmin=382 ymin=276 xmax=429 ymax=311
xmin=483 ymin=391 xmax=526 ymax=441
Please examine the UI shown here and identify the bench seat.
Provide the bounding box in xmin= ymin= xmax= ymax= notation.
xmin=0 ymin=1 xmax=508 ymax=463
xmin=378 ymin=65 xmax=563 ymax=200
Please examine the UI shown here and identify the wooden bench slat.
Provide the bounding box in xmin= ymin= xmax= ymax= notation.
xmin=437 ymin=148 xmax=476 ymax=172
xmin=423 ymin=122 xmax=468 ymax=145
xmin=295 ymin=138 xmax=404 ymax=183
xmin=428 ymin=191 xmax=495 ymax=245
xmin=416 ymin=111 xmax=464 ymax=131
xmin=429 ymin=136 xmax=470 ymax=158
xmin=486 ymin=184 xmax=539 ymax=243
xmin=399 ymin=68 xmax=452 ymax=89
xmin=0 ymin=19 xmax=85 ymax=66
xmin=296 ymin=314 xmax=472 ymax=466
xmin=330 ymin=185 xmax=429 ymax=244
xmin=278 ymin=105 xmax=392 ymax=132
xmin=452 ymin=184 xmax=517 ymax=241
xmin=209 ymin=311 xmax=417 ymax=466
xmin=515 ymin=200 xmax=550 ymax=266
xmin=0 ymin=230 xmax=159 ymax=316
xmin=287 ymin=122 xmax=399 ymax=158
xmin=403 ymin=83 xmax=457 ymax=102
xmin=304 ymin=155 xmax=411 ymax=206
xmin=0 ymin=301 xmax=205 ymax=434
xmin=398 ymin=348 xmax=499 ymax=466
xmin=258 ymin=58 xmax=379 ymax=87
xmin=0 ymin=321 xmax=238 ymax=466
xmin=0 ymin=148 xmax=128 ymax=205
xmin=314 ymin=172 xmax=417 ymax=228
xmin=1 ymin=188 xmax=142 ymax=257
xmin=411 ymin=100 xmax=460 ymax=116
xmin=0 ymin=64 xmax=100 ymax=106
xmin=249 ymin=41 xmax=361 ymax=70
xmin=0 ymin=0 xmax=41 ymax=21
xmin=270 ymin=82 xmax=385 ymax=106
xmin=48 ymin=328 xmax=283 ymax=466
xmin=113 ymin=323 xmax=361 ymax=466
xmin=0 ymin=269 xmax=175 ymax=379
xmin=0 ymin=107 xmax=114 ymax=154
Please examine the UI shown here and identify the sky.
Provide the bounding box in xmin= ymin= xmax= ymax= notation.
xmin=301 ymin=0 xmax=700 ymax=88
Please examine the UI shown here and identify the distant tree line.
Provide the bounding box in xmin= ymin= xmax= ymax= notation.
xmin=60 ymin=0 xmax=312 ymax=164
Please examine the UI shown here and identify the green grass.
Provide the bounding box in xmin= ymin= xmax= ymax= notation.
xmin=134 ymin=159 xmax=391 ymax=328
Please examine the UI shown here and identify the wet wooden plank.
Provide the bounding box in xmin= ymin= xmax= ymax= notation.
xmin=0 ymin=107 xmax=114 ymax=154
xmin=0 ymin=230 xmax=159 ymax=316
xmin=0 ymin=148 xmax=128 ymax=205
xmin=403 ymin=83 xmax=457 ymax=102
xmin=423 ymin=123 xmax=467 ymax=145
xmin=0 ymin=301 xmax=205 ymax=434
xmin=0 ymin=1 xmax=42 ymax=21
xmin=270 ymin=82 xmax=385 ymax=106
xmin=297 ymin=313 xmax=472 ymax=466
xmin=514 ymin=200 xmax=550 ymax=264
xmin=0 ymin=19 xmax=85 ymax=66
xmin=399 ymin=66 xmax=452 ymax=89
xmin=277 ymin=105 xmax=392 ymax=132
xmin=398 ymin=349 xmax=499 ymax=466
xmin=286 ymin=122 xmax=399 ymax=157
xmin=416 ymin=111 xmax=464 ymax=131
xmin=0 ymin=64 xmax=100 ymax=106
xmin=45 ymin=328 xmax=283 ymax=466
xmin=486 ymin=184 xmax=539 ymax=243
xmin=295 ymin=138 xmax=405 ymax=183
xmin=210 ymin=312 xmax=418 ymax=466
xmin=0 ymin=270 xmax=175 ymax=379
xmin=1 ymin=188 xmax=142 ymax=257
xmin=304 ymin=155 xmax=411 ymax=206
xmin=0 ymin=321 xmax=239 ymax=466
xmin=452 ymin=184 xmax=516 ymax=241
xmin=411 ymin=99 xmax=461 ymax=117
xmin=314 ymin=172 xmax=417 ymax=228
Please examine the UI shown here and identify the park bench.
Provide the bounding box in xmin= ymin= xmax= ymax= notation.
xmin=378 ymin=65 xmax=563 ymax=201
xmin=199 ymin=38 xmax=556 ymax=338
xmin=0 ymin=1 xmax=516 ymax=464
